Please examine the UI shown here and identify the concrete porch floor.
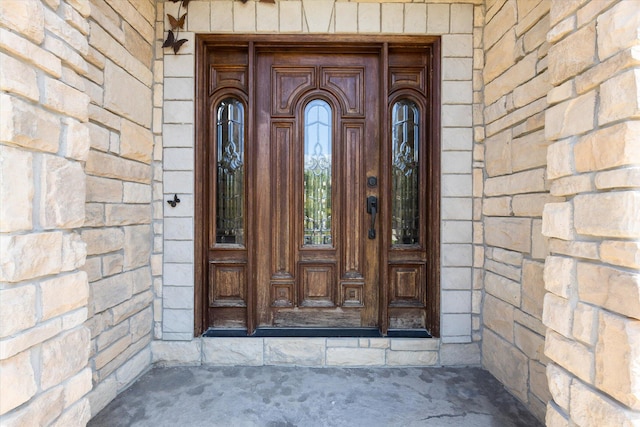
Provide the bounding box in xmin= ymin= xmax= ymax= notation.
xmin=88 ymin=366 xmax=542 ymax=426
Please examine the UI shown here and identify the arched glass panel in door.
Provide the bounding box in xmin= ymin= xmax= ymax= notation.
xmin=391 ymin=99 xmax=420 ymax=245
xmin=303 ymin=99 xmax=332 ymax=245
xmin=216 ymin=98 xmax=245 ymax=245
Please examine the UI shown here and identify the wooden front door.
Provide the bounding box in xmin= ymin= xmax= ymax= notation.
xmin=195 ymin=36 xmax=440 ymax=337
xmin=254 ymin=49 xmax=380 ymax=329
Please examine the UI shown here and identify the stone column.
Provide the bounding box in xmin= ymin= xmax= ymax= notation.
xmin=543 ymin=1 xmax=640 ymax=425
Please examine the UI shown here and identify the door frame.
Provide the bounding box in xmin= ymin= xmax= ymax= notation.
xmin=194 ymin=34 xmax=440 ymax=337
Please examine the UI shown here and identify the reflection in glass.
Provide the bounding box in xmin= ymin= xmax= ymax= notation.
xmin=216 ymin=98 xmax=245 ymax=244
xmin=303 ymin=100 xmax=332 ymax=245
xmin=391 ymin=100 xmax=420 ymax=245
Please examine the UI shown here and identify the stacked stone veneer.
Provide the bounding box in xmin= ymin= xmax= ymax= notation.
xmin=480 ymin=0 xmax=552 ymax=421
xmin=0 ymin=0 xmax=158 ymax=424
xmin=542 ymin=1 xmax=640 ymax=425
xmin=80 ymin=0 xmax=158 ymax=418
xmin=0 ymin=0 xmax=92 ymax=424
xmin=159 ymin=0 xmax=483 ymax=363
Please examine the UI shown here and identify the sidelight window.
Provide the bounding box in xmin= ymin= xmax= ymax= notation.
xmin=391 ymin=99 xmax=420 ymax=245
xmin=303 ymin=99 xmax=332 ymax=245
xmin=216 ymin=98 xmax=245 ymax=245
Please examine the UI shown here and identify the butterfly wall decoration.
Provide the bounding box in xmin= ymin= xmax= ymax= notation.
xmin=164 ymin=0 xmax=277 ymax=55
xmin=164 ymin=0 xmax=189 ymax=54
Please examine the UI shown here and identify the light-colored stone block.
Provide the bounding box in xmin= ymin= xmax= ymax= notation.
xmin=0 ymin=94 xmax=60 ymax=153
xmin=404 ymin=3 xmax=426 ymax=34
xmin=545 ymin=90 xmax=596 ymax=141
xmin=303 ymin=0 xmax=333 ymax=33
xmin=578 ymin=260 xmax=640 ymax=320
xmin=163 ymin=308 xmax=194 ymax=335
xmin=0 ymin=0 xmax=44 ymax=44
xmin=202 ymin=338 xmax=263 ymax=366
xmin=570 ymin=379 xmax=640 ymax=427
xmin=542 ymin=202 xmax=575 ymax=241
xmin=0 ymin=350 xmax=37 ymax=415
xmin=0 ymin=285 xmax=37 ymax=338
xmin=358 ymin=3 xmax=380 ymax=34
xmin=542 ymin=293 xmax=573 ymax=339
xmin=483 ymin=294 xmax=515 ymax=341
xmin=381 ymin=3 xmax=403 ymax=34
xmin=233 ymin=1 xmax=256 ymax=32
xmin=439 ymin=342 xmax=480 ymax=366
xmin=187 ymin=1 xmax=210 ymax=32
xmin=264 ymin=338 xmax=325 ymax=366
xmin=600 ymin=240 xmax=640 ymax=270
xmin=450 ymin=4 xmax=473 ymax=34
xmin=484 ymin=271 xmax=520 ymax=307
xmin=116 ymin=347 xmax=151 ymax=389
xmin=326 ymin=347 xmax=385 ymax=366
xmin=544 ymin=330 xmax=593 ymax=384
xmin=386 ymin=350 xmax=438 ymax=366
xmin=599 ymin=69 xmax=640 ymax=125
xmin=334 ymin=2 xmax=357 ymax=33
xmin=442 ymin=290 xmax=471 ymax=314
xmin=484 ymin=168 xmax=546 ymax=197
xmin=279 ymin=1 xmax=301 ymax=32
xmin=0 ymin=232 xmax=62 ymax=282
xmin=547 ymin=362 xmax=572 ymax=412
xmin=485 ymin=217 xmax=532 ymax=253
xmin=40 ymin=327 xmax=91 ymax=390
xmin=482 ymin=328 xmax=528 ymax=402
xmin=62 ymin=368 xmax=92 ymax=409
xmin=441 ymin=313 xmax=471 ymax=337
xmin=548 ymin=22 xmax=595 ymax=85
xmin=124 ymin=225 xmax=152 ymax=270
xmin=210 ymin=1 xmax=233 ymax=32
xmin=544 ymin=256 xmax=577 ymax=299
xmin=0 ymin=52 xmax=39 ymax=102
xmin=576 ymin=121 xmax=640 ymax=173
xmin=390 ymin=339 xmax=439 ymax=352
xmin=596 ymin=167 xmax=640 ymax=191
xmin=597 ymin=0 xmax=640 ymax=61
xmin=0 ymin=145 xmax=33 ymax=232
xmin=257 ymin=1 xmax=278 ymax=32
xmin=104 ymin=60 xmax=152 ymax=128
xmin=427 ymin=4 xmax=449 ymax=34
xmin=595 ymin=310 xmax=640 ymax=410
xmin=40 ymin=271 xmax=88 ymax=321
xmin=86 ymin=150 xmax=151 ymax=184
xmin=152 ymin=340 xmax=202 ymax=365
xmin=40 ymin=155 xmax=85 ymax=229
xmin=484 ymin=0 xmax=515 ymax=48
xmin=442 ymin=58 xmax=472 ymax=81
xmin=574 ymin=191 xmax=640 ymax=239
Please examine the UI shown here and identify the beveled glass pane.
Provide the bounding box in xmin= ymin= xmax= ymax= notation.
xmin=391 ymin=100 xmax=420 ymax=245
xmin=216 ymin=98 xmax=245 ymax=245
xmin=303 ymin=100 xmax=332 ymax=245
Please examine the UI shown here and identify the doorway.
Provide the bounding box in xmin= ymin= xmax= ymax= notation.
xmin=195 ymin=35 xmax=440 ymax=337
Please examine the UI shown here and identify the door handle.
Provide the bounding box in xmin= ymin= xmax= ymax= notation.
xmin=366 ymin=196 xmax=378 ymax=239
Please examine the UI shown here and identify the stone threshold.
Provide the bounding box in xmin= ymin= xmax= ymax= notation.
xmin=152 ymin=336 xmax=451 ymax=368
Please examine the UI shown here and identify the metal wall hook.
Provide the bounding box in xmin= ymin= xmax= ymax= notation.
xmin=167 ymin=194 xmax=180 ymax=207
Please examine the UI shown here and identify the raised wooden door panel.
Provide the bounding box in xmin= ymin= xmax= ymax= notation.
xmin=254 ymin=50 xmax=380 ymax=329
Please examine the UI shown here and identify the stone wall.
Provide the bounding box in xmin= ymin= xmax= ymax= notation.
xmin=81 ymin=0 xmax=157 ymax=417
xmin=542 ymin=0 xmax=640 ymax=425
xmin=0 ymin=0 xmax=92 ymax=424
xmin=480 ymin=0 xmax=552 ymax=421
xmin=0 ymin=0 xmax=157 ymax=424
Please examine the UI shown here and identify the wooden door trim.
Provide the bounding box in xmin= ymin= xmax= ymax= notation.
xmin=194 ymin=35 xmax=441 ymax=337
